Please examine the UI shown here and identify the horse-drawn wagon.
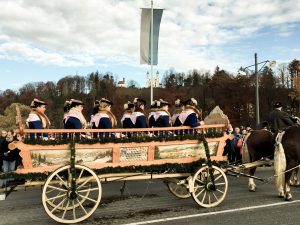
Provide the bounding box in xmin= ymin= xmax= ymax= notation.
xmin=1 ymin=124 xmax=229 ymax=224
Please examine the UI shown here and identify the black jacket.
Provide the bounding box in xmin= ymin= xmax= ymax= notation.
xmin=268 ymin=109 xmax=295 ymax=132
xmin=1 ymin=138 xmax=20 ymax=162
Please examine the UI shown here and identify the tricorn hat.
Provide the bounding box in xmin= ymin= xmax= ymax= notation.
xmin=124 ymin=101 xmax=134 ymax=110
xmin=184 ymin=98 xmax=198 ymax=106
xmin=70 ymin=99 xmax=85 ymax=108
xmin=100 ymin=98 xmax=113 ymax=105
xmin=150 ymin=100 xmax=159 ymax=109
xmin=159 ymin=99 xmax=171 ymax=107
xmin=133 ymin=98 xmax=146 ymax=106
xmin=273 ymin=101 xmax=282 ymax=108
xmin=30 ymin=99 xmax=47 ymax=108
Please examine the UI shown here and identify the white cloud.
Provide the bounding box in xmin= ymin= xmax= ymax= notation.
xmin=0 ymin=0 xmax=299 ymax=71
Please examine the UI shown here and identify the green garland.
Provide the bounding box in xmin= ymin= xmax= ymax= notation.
xmin=23 ymin=128 xmax=223 ymax=145
xmin=0 ymin=160 xmax=227 ymax=180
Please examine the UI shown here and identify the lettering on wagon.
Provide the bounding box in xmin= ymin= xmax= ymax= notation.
xmin=120 ymin=147 xmax=148 ymax=162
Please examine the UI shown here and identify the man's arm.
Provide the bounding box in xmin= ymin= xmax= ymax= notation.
xmin=280 ymin=112 xmax=295 ymax=126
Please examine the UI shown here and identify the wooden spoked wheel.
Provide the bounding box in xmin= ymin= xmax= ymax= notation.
xmin=46 ymin=167 xmax=92 ymax=211
xmin=42 ymin=165 xmax=102 ymax=224
xmin=166 ymin=178 xmax=191 ymax=199
xmin=192 ymin=165 xmax=228 ymax=208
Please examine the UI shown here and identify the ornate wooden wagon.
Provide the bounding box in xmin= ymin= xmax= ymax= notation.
xmin=3 ymin=124 xmax=228 ymax=224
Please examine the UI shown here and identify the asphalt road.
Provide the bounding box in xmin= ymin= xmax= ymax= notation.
xmin=0 ymin=168 xmax=300 ymax=225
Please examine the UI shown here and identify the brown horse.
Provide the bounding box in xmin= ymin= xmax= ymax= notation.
xmin=243 ymin=126 xmax=300 ymax=200
xmin=243 ymin=129 xmax=274 ymax=192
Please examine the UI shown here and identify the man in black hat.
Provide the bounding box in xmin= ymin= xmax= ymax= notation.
xmin=121 ymin=101 xmax=135 ymax=129
xmin=132 ymin=98 xmax=147 ymax=128
xmin=179 ymin=98 xmax=202 ymax=127
xmin=148 ymin=100 xmax=159 ymax=128
xmin=65 ymin=99 xmax=87 ymax=129
xmin=268 ymin=101 xmax=296 ymax=132
xmin=155 ymin=99 xmax=171 ymax=127
xmin=91 ymin=98 xmax=117 ymax=139
xmin=26 ymin=99 xmax=51 ymax=139
xmin=171 ymin=99 xmax=184 ymax=127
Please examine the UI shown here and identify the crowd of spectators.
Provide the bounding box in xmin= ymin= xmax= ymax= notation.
xmin=223 ymin=125 xmax=252 ymax=165
xmin=0 ymin=129 xmax=22 ymax=188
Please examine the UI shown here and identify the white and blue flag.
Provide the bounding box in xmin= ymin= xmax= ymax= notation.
xmin=140 ymin=8 xmax=163 ymax=65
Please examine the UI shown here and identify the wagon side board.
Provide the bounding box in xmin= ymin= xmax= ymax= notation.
xmin=14 ymin=135 xmax=228 ymax=174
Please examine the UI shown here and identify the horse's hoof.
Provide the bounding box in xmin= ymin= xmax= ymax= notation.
xmin=290 ymin=182 xmax=300 ymax=187
xmin=249 ymin=186 xmax=256 ymax=192
xmin=278 ymin=192 xmax=285 ymax=198
xmin=285 ymin=193 xmax=293 ymax=201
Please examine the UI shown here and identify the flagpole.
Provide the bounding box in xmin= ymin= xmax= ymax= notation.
xmin=150 ymin=0 xmax=154 ymax=104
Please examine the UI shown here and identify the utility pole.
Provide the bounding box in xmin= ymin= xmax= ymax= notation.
xmin=255 ymin=53 xmax=260 ymax=128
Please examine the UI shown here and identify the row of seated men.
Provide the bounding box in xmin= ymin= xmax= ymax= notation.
xmin=25 ymin=97 xmax=204 ymax=139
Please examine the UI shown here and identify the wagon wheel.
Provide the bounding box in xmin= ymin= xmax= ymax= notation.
xmin=166 ymin=178 xmax=191 ymax=199
xmin=42 ymin=165 xmax=102 ymax=224
xmin=46 ymin=167 xmax=92 ymax=211
xmin=192 ymin=165 xmax=228 ymax=208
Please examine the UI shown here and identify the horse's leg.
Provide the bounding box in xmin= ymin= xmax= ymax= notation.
xmin=289 ymin=168 xmax=300 ymax=187
xmin=248 ymin=167 xmax=257 ymax=192
xmin=284 ymin=171 xmax=293 ymax=201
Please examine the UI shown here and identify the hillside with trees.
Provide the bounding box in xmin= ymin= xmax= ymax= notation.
xmin=0 ymin=59 xmax=299 ymax=130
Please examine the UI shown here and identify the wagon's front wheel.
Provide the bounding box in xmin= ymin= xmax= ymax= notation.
xmin=191 ymin=165 xmax=228 ymax=208
xmin=42 ymin=165 xmax=102 ymax=224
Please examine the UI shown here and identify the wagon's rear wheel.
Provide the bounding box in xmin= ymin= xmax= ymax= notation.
xmin=166 ymin=178 xmax=191 ymax=199
xmin=42 ymin=165 xmax=101 ymax=224
xmin=192 ymin=165 xmax=228 ymax=208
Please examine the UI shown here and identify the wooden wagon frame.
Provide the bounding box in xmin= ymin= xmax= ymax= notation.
xmin=1 ymin=125 xmax=230 ymax=224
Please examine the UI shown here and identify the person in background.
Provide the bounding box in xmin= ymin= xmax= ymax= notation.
xmin=132 ymin=98 xmax=147 ymax=128
xmin=171 ymin=99 xmax=184 ymax=127
xmin=230 ymin=127 xmax=243 ymax=164
xmin=223 ymin=127 xmax=234 ymax=161
xmin=246 ymin=125 xmax=253 ymax=133
xmin=0 ymin=130 xmax=7 ymax=173
xmin=241 ymin=127 xmax=247 ymax=136
xmin=0 ymin=131 xmax=20 ymax=187
xmin=261 ymin=121 xmax=269 ymax=130
xmin=12 ymin=130 xmax=23 ymax=170
xmin=26 ymin=99 xmax=51 ymax=140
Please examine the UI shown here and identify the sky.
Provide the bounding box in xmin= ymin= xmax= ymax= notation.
xmin=0 ymin=0 xmax=300 ymax=91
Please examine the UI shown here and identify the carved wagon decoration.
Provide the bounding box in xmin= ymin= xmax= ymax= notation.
xmin=3 ymin=124 xmax=228 ymax=224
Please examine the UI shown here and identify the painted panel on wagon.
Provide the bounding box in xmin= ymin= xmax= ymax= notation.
xmin=154 ymin=142 xmax=219 ymax=160
xmin=30 ymin=148 xmax=113 ymax=167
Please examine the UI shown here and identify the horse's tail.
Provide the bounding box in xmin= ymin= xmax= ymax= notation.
xmin=274 ymin=132 xmax=286 ymax=194
xmin=242 ymin=133 xmax=251 ymax=164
